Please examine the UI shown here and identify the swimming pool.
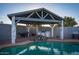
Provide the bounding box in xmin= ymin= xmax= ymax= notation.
xmin=0 ymin=42 xmax=79 ymax=55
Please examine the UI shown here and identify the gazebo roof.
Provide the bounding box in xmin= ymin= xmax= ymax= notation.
xmin=7 ymin=8 xmax=63 ymax=24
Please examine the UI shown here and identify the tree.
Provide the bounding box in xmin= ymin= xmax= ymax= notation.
xmin=64 ymin=16 xmax=77 ymax=27
xmin=54 ymin=16 xmax=77 ymax=27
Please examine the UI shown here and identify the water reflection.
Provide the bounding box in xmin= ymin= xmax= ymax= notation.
xmin=11 ymin=48 xmax=16 ymax=55
xmin=25 ymin=42 xmax=79 ymax=55
xmin=53 ymin=48 xmax=60 ymax=54
xmin=29 ymin=46 xmax=36 ymax=50
xmin=17 ymin=48 xmax=27 ymax=55
xmin=60 ymin=42 xmax=64 ymax=55
xmin=38 ymin=46 xmax=51 ymax=51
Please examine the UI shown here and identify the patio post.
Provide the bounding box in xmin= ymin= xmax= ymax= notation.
xmin=60 ymin=20 xmax=64 ymax=40
xmin=27 ymin=24 xmax=30 ymax=37
xmin=11 ymin=16 xmax=16 ymax=44
xmin=36 ymin=25 xmax=38 ymax=35
xmin=50 ymin=24 xmax=54 ymax=37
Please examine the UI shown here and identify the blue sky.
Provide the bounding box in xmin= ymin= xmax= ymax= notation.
xmin=0 ymin=3 xmax=79 ymax=25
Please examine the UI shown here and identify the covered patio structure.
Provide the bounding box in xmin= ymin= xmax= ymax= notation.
xmin=8 ymin=8 xmax=64 ymax=44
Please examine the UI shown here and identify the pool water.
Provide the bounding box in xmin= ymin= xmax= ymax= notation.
xmin=0 ymin=42 xmax=79 ymax=55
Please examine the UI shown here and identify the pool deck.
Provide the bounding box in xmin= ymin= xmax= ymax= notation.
xmin=0 ymin=37 xmax=33 ymax=48
xmin=48 ymin=38 xmax=79 ymax=42
xmin=0 ymin=36 xmax=79 ymax=48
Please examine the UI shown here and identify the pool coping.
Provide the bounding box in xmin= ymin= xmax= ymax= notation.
xmin=48 ymin=39 xmax=79 ymax=43
xmin=0 ymin=41 xmax=33 ymax=49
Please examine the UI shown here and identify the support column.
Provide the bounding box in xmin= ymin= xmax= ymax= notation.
xmin=51 ymin=27 xmax=54 ymax=37
xmin=50 ymin=24 xmax=54 ymax=37
xmin=11 ymin=16 xmax=16 ymax=44
xmin=60 ymin=20 xmax=64 ymax=40
xmin=36 ymin=25 xmax=38 ymax=35
xmin=27 ymin=24 xmax=30 ymax=37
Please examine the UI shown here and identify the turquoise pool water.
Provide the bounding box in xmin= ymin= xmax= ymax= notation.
xmin=0 ymin=42 xmax=79 ymax=55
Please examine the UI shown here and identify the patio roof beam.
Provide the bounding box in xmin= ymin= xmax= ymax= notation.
xmin=26 ymin=12 xmax=34 ymax=18
xmin=41 ymin=10 xmax=43 ymax=18
xmin=15 ymin=12 xmax=34 ymax=23
xmin=49 ymin=14 xmax=55 ymax=20
xmin=35 ymin=12 xmax=42 ymax=19
xmin=43 ymin=13 xmax=48 ymax=19
xmin=16 ymin=17 xmax=61 ymax=23
xmin=16 ymin=20 xmax=20 ymax=23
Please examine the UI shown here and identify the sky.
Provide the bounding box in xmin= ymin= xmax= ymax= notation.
xmin=0 ymin=3 xmax=79 ymax=25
